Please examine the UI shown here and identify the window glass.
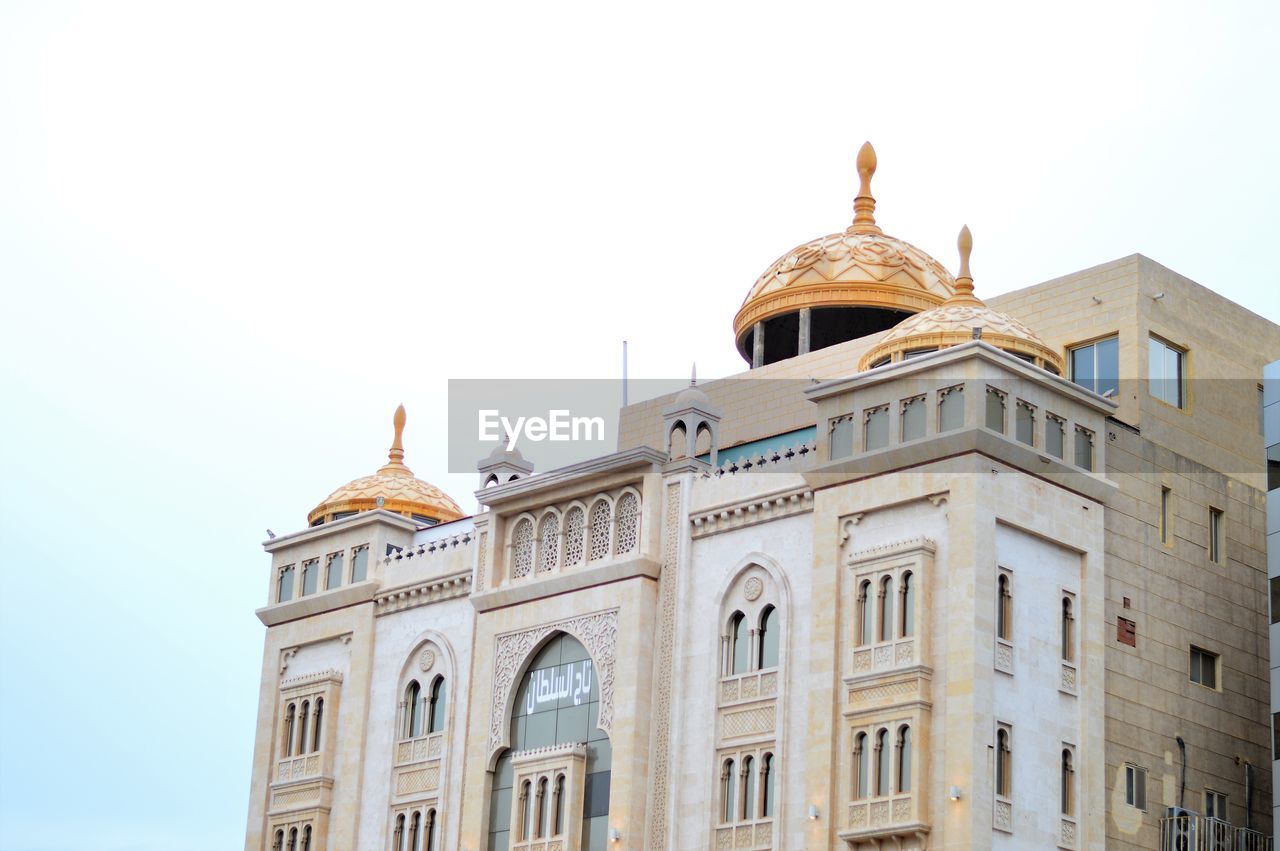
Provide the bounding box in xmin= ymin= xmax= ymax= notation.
xmin=1126 ymin=765 xmax=1146 ymax=809
xmin=759 ymin=607 xmax=779 ymax=669
xmin=761 ymin=754 xmax=775 ymax=817
xmin=985 ymin=387 xmax=1005 ymax=432
xmin=1015 ymin=401 xmax=1034 ymax=446
xmin=876 ymin=729 xmax=890 ymax=796
xmin=722 ymin=760 xmax=736 ymax=823
xmin=897 ymin=726 xmax=912 ymax=792
xmin=1209 ymin=508 xmax=1223 ymax=564
xmin=1271 ymin=577 xmax=1280 ymax=626
xmin=1061 ymin=749 xmax=1074 ymax=815
xmin=857 ymin=582 xmax=872 ymax=646
xmin=1070 ymin=336 xmax=1118 ymax=397
xmin=1046 ymin=415 xmax=1065 ymax=459
xmin=350 ymin=546 xmax=369 ymax=582
xmin=278 ymin=565 xmax=295 ymax=603
xmin=429 ymin=677 xmax=447 ymax=733
xmin=901 ymin=573 xmax=915 ymax=638
xmin=854 ymin=733 xmax=868 ymax=799
xmin=938 ymin=385 xmax=964 ymax=432
xmin=742 ymin=756 xmax=755 ymax=819
xmin=301 ymin=559 xmax=319 ymax=596
xmin=326 ymin=552 xmax=344 ymax=590
xmin=865 ymin=406 xmax=889 ymax=451
xmin=830 ymin=416 xmax=854 ymax=459
xmin=1074 ymin=426 xmax=1094 ymax=471
xmin=901 ymin=396 xmax=925 ymax=442
xmin=1190 ymin=646 xmax=1218 ymax=688
xmin=1268 ymin=443 xmax=1280 ymax=492
xmin=879 ymin=577 xmax=894 ymax=642
xmin=1205 ymin=790 xmax=1228 ymax=821
xmin=1149 ymin=336 xmax=1185 ymax=408
xmin=731 ymin=613 xmax=749 ymax=674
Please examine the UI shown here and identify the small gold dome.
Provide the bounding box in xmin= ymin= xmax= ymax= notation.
xmin=857 ymin=226 xmax=1064 ymax=374
xmin=307 ymin=405 xmax=465 ymax=527
xmin=733 ymin=143 xmax=957 ymax=361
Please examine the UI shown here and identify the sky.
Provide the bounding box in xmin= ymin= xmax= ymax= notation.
xmin=0 ymin=2 xmax=1277 ymax=849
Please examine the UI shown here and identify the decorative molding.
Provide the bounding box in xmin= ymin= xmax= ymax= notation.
xmin=418 ymin=649 xmax=436 ymax=672
xmin=743 ymin=576 xmax=763 ymax=602
xmin=839 ymin=514 xmax=865 ymax=546
xmin=280 ymin=668 xmax=344 ymax=691
xmin=647 ymin=480 xmax=683 ymax=850
xmin=487 ymin=608 xmax=620 ymax=760
xmin=384 ymin=530 xmax=474 ymax=564
xmin=374 ymin=569 xmax=472 ymax=616
xmin=846 ymin=536 xmax=936 ymax=567
xmin=690 ymin=488 xmax=813 ymax=538
xmin=279 ymin=647 xmax=298 ymax=675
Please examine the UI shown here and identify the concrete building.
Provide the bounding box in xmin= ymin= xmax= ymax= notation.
xmin=1265 ymin=359 xmax=1280 ymax=843
xmin=243 ymin=144 xmax=1278 ymax=850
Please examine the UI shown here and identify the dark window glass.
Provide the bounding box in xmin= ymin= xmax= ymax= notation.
xmin=1190 ymin=646 xmax=1218 ymax=689
xmin=1271 ymin=577 xmax=1280 ymax=626
xmin=1071 ymin=336 xmax=1119 ymax=397
xmin=1268 ymin=444 xmax=1280 ymax=492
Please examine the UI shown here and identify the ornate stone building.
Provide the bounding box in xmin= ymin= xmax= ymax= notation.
xmin=244 ymin=144 xmax=1279 ymax=850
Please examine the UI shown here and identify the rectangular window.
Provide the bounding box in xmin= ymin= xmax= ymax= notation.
xmin=1208 ymin=507 xmax=1223 ymax=564
xmin=1015 ymin=400 xmax=1035 ymax=446
xmin=1270 ymin=577 xmax=1280 ymax=625
xmin=1269 ymin=443 xmax=1280 ymax=492
xmin=326 ymin=552 xmax=345 ymax=590
xmin=1149 ymin=335 xmax=1186 ymax=408
xmin=351 ymin=545 xmax=369 ymax=582
xmin=1125 ymin=764 xmax=1147 ymax=810
xmin=1160 ymin=487 xmax=1171 ymax=545
xmin=1190 ymin=646 xmax=1218 ymax=689
xmin=985 ymin=386 xmax=1006 ymax=433
xmin=1117 ymin=617 xmax=1136 ymax=647
xmin=901 ymin=395 xmax=926 ymax=442
xmin=1074 ymin=426 xmax=1094 ymax=471
xmin=1274 ymin=712 xmax=1280 ymax=761
xmin=830 ymin=415 xmax=855 ymax=459
xmin=1045 ymin=414 xmax=1065 ymax=459
xmin=864 ymin=405 xmax=889 ymax=451
xmin=1204 ymin=790 xmax=1228 ymax=822
xmin=1070 ymin=336 xmax=1119 ymax=397
xmin=938 ymin=385 xmax=964 ymax=432
xmin=301 ymin=558 xmax=319 ymax=596
xmin=277 ymin=564 xmax=296 ymax=603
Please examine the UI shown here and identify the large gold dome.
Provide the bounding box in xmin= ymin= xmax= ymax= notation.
xmin=307 ymin=405 xmax=464 ymax=527
xmin=733 ymin=143 xmax=957 ymax=362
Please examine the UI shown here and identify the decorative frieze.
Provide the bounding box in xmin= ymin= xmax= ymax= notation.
xmin=374 ymin=570 xmax=472 ymax=616
xmin=690 ymin=488 xmax=813 ymax=538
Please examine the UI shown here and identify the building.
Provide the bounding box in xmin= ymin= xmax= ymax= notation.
xmin=243 ymin=144 xmax=1279 ymax=850
xmin=1265 ymin=359 xmax=1280 ymax=843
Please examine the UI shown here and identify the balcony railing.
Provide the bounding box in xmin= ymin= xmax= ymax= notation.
xmin=1159 ymin=813 xmax=1271 ymax=851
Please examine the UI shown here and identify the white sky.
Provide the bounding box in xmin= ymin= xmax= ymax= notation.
xmin=1 ymin=2 xmax=1277 ymax=849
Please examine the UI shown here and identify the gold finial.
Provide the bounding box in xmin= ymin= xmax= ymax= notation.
xmin=378 ymin=404 xmax=413 ymax=476
xmin=848 ymin=141 xmax=882 ymax=234
xmin=946 ymin=225 xmax=982 ymax=305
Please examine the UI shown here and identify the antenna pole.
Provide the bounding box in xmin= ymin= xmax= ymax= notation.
xmin=622 ymin=340 xmax=629 ymax=407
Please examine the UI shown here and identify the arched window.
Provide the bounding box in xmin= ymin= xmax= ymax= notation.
xmin=615 ymin=491 xmax=639 ymax=555
xmin=298 ymin=700 xmax=310 ymax=753
xmin=879 ymin=576 xmax=894 ymax=642
xmin=758 ymin=606 xmax=779 ymax=669
xmin=997 ymin=574 xmax=1012 ymax=641
xmin=537 ymin=513 xmax=559 ymax=573
xmin=392 ymin=815 xmax=404 ymax=851
xmin=428 ymin=676 xmax=447 ymax=734
xmin=272 ymin=830 xmax=284 ymax=851
xmin=761 ymin=753 xmax=775 ymax=818
xmin=1061 ymin=748 xmax=1074 ymax=815
xmin=553 ymin=774 xmax=565 ymax=835
xmin=996 ymin=728 xmax=1012 ymax=797
xmin=407 ymin=815 xmax=419 ymax=851
xmin=876 ymin=728 xmax=890 ymax=796
xmin=897 ymin=725 xmax=912 ymax=792
xmin=301 ymin=826 xmax=311 ymax=851
xmin=518 ymin=780 xmax=532 ymax=841
xmin=563 ymin=507 xmax=585 ymax=567
xmin=857 ymin=580 xmax=872 ymax=646
xmin=287 ymin=827 xmax=297 ymax=851
xmin=853 ymin=732 xmax=868 ymax=799
xmin=312 ymin=699 xmax=323 ymax=753
xmin=721 ymin=759 xmax=736 ymax=823
xmin=512 ymin=518 xmax=534 ymax=579
xmin=404 ymin=681 xmax=422 ymax=739
xmin=535 ymin=777 xmax=548 ymax=837
xmin=729 ymin=612 xmax=748 ymax=675
xmin=1061 ymin=597 xmax=1074 ymax=662
xmin=742 ymin=755 xmax=756 ymax=820
xmin=588 ymin=499 xmax=612 ymax=561
xmin=425 ymin=809 xmax=437 ymax=851
xmin=283 ymin=703 xmax=296 ymax=757
xmin=900 ymin=572 xmax=915 ymax=638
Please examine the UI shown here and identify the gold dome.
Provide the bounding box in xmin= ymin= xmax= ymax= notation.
xmin=307 ymin=405 xmax=465 ymax=527
xmin=857 ymin=226 xmax=1064 ymax=374
xmin=733 ymin=143 xmax=957 ymax=359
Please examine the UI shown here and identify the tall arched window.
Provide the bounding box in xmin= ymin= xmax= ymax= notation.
xmin=537 ymin=513 xmax=559 ymax=573
xmin=272 ymin=830 xmax=284 ymax=851
xmin=996 ymin=728 xmax=1012 ymax=797
xmin=535 ymin=777 xmax=548 ymax=837
xmin=312 ymin=699 xmax=323 ymax=753
xmin=758 ymin=606 xmax=778 ymax=669
xmin=407 ymin=814 xmax=419 ymax=851
xmin=298 ymin=700 xmax=310 ymax=753
xmin=428 ymin=676 xmax=447 ymax=734
xmin=879 ymin=577 xmax=894 ymax=642
xmin=404 ymin=681 xmax=422 ymax=739
xmin=553 ymin=774 xmax=565 ymax=835
xmin=897 ymin=725 xmax=912 ymax=792
xmin=742 ymin=755 xmax=756 ymax=820
xmin=900 ymin=572 xmax=915 ymax=638
xmin=997 ymin=574 xmax=1012 ymax=641
xmin=876 ymin=728 xmax=890 ymax=796
xmin=301 ymin=826 xmax=311 ymax=851
xmin=425 ymin=809 xmax=437 ymax=851
xmin=563 ymin=507 xmax=585 ymax=567
xmin=588 ymin=499 xmax=612 ymax=561
xmin=853 ymin=732 xmax=868 ymax=799
xmin=730 ymin=612 xmax=749 ymax=675
xmin=518 ymin=780 xmax=532 ymax=841
xmin=615 ymin=491 xmax=639 ymax=555
xmin=721 ymin=759 xmax=736 ymax=823
xmin=1061 ymin=748 xmax=1074 ymax=815
xmin=857 ymin=580 xmax=872 ymax=646
xmin=1061 ymin=597 xmax=1074 ymax=662
xmin=761 ymin=753 xmax=775 ymax=818
xmin=283 ymin=703 xmax=296 ymax=757
xmin=512 ymin=518 xmax=534 ymax=579
xmin=287 ymin=827 xmax=297 ymax=851
xmin=392 ymin=815 xmax=403 ymax=851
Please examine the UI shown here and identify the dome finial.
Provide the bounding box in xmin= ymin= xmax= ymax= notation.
xmin=691 ymin=362 xmax=697 ymax=387
xmin=848 ymin=142 xmax=882 ymax=234
xmin=947 ymin=225 xmax=982 ymax=305
xmin=378 ymin=404 xmax=414 ymax=477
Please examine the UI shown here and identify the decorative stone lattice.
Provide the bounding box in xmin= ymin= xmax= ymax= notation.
xmin=537 ymin=515 xmax=558 ymax=573
xmin=475 ymin=531 xmax=487 ymax=592
xmin=994 ymin=799 xmax=1013 ymax=832
xmin=647 ymin=481 xmax=682 ymax=850
xmin=722 ymin=706 xmax=775 ymax=739
xmin=588 ymin=500 xmax=611 ymax=562
xmin=563 ymin=508 xmax=584 ymax=567
xmin=487 ymin=609 xmax=620 ymax=758
xmin=743 ymin=576 xmax=763 ymax=601
xmin=512 ymin=519 xmax=534 ymax=579
xmin=1061 ymin=663 xmax=1077 ymax=692
xmin=614 ymin=492 xmax=639 ymax=555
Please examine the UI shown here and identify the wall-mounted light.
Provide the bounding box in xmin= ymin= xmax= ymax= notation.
xmin=948 ymin=785 xmax=963 ymax=801
xmin=1151 ymin=292 xmax=1165 ymax=300
xmin=808 ymin=804 xmax=820 ymax=820
xmin=609 ymin=828 xmax=621 ymax=843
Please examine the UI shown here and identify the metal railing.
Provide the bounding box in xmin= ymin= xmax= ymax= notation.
xmin=1159 ymin=813 xmax=1272 ymax=851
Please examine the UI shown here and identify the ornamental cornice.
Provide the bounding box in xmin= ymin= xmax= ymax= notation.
xmin=845 ymin=536 xmax=937 ymax=566
xmin=690 ymin=488 xmax=813 ymax=538
xmin=511 ymin=742 xmax=588 ymax=763
xmin=374 ymin=569 xmax=472 ymax=616
xmin=280 ymin=669 xmax=345 ymax=691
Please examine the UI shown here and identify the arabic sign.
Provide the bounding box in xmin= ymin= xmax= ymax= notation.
xmin=519 ymin=659 xmax=595 ymax=716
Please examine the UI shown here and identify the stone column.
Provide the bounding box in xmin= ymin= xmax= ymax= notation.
xmin=798 ymin=307 xmax=811 ymax=355
xmin=752 ymin=321 xmax=765 ymax=369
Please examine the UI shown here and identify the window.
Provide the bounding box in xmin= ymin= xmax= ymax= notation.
xmin=512 ymin=518 xmax=535 ymax=579
xmin=301 ymin=559 xmax=319 ymax=596
xmin=312 ymin=699 xmax=323 ymax=753
xmin=758 ymin=606 xmax=778 ymax=669
xmin=897 ymin=725 xmax=912 ymax=793
xmin=900 ymin=572 xmax=915 ymax=638
xmin=427 ymin=676 xmax=447 ymax=733
xmin=1061 ymin=748 xmax=1075 ymax=815
xmin=1208 ymin=507 xmax=1224 ymax=564
xmin=392 ymin=818 xmax=403 ymax=851
xmin=721 ymin=759 xmax=736 ymax=822
xmin=1015 ymin=400 xmax=1035 ymax=446
xmin=283 ymin=703 xmax=296 ymax=757
xmin=588 ymin=499 xmax=611 ymax=561
xmin=995 ymin=726 xmax=1012 ymax=798
xmin=273 ymin=830 xmax=284 ymax=851
xmin=865 ymin=405 xmax=889 ymax=451
xmin=1117 ymin=617 xmax=1137 ymax=647
xmin=830 ymin=415 xmax=855 ymax=459
xmin=878 ymin=576 xmax=894 ymax=642
xmin=1046 ymin=414 xmax=1065 ymax=459
xmin=1074 ymin=425 xmax=1094 ymax=471
xmin=297 ymin=701 xmax=310 ymax=753
xmin=1190 ymin=646 xmax=1218 ymax=689
xmin=1269 ymin=443 xmax=1280 ymax=492
xmin=325 ymin=552 xmax=344 ymax=590
xmin=538 ymin=513 xmax=559 ymax=573
xmin=1204 ymin=789 xmax=1228 ymax=822
xmin=563 ymin=507 xmax=585 ymax=567
xmin=278 ymin=565 xmax=296 ymax=603
xmin=351 ymin=545 xmax=369 ymax=583
xmin=553 ymin=777 xmax=564 ymax=837
xmin=853 ymin=732 xmax=868 ymax=799
xmin=742 ymin=755 xmax=756 ymax=819
xmin=408 ymin=813 xmax=420 ymax=851
xmin=1061 ymin=597 xmax=1074 ymax=662
xmin=729 ymin=612 xmax=748 ymax=675
xmin=876 ymin=728 xmax=890 ymax=796
xmin=1125 ymin=764 xmax=1147 ymax=809
xmin=985 ymin=386 xmax=1006 ymax=432
xmin=761 ymin=753 xmax=775 ymax=817
xmin=404 ymin=681 xmax=422 ymax=738
xmin=1160 ymin=487 xmax=1171 ymax=545
xmin=901 ymin=395 xmax=925 ymax=442
xmin=1070 ymin=336 xmax=1119 ymax=397
xmin=1274 ymin=712 xmax=1280 ymax=761
xmin=996 ymin=573 xmax=1012 ymax=641
xmin=1149 ymin=335 xmax=1186 ymax=408
xmin=857 ymin=581 xmax=872 ymax=646
xmin=1271 ymin=577 xmax=1280 ymax=625
xmin=938 ymin=385 xmax=964 ymax=432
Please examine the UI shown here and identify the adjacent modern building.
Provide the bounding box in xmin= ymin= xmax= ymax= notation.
xmin=1265 ymin=359 xmax=1280 ymax=844
xmin=243 ymin=144 xmax=1279 ymax=850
